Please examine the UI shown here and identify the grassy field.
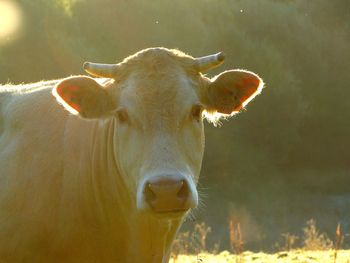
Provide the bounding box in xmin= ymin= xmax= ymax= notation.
xmin=171 ymin=219 xmax=350 ymax=262
xmin=170 ymin=250 xmax=350 ymax=263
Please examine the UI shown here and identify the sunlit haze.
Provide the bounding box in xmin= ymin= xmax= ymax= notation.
xmin=0 ymin=0 xmax=349 ymax=255
xmin=0 ymin=1 xmax=22 ymax=42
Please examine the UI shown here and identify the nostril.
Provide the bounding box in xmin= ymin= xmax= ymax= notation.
xmin=144 ymin=183 xmax=157 ymax=202
xmin=142 ymin=177 xmax=195 ymax=212
xmin=177 ymin=180 xmax=189 ymax=200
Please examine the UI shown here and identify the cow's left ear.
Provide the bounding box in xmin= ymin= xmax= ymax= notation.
xmin=205 ymin=70 xmax=264 ymax=115
xmin=53 ymin=76 xmax=116 ymax=118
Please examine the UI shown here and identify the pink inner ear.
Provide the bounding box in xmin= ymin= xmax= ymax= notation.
xmin=65 ymin=99 xmax=82 ymax=113
xmin=209 ymin=70 xmax=263 ymax=115
xmin=237 ymin=76 xmax=260 ymax=104
xmin=56 ymin=85 xmax=82 ymax=113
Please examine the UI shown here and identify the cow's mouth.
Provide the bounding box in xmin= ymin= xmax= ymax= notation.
xmin=150 ymin=209 xmax=189 ymax=219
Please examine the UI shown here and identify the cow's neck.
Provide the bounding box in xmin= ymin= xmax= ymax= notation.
xmin=60 ymin=116 xmax=182 ymax=262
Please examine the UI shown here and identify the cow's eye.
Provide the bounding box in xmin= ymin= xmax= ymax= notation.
xmin=116 ymin=109 xmax=129 ymax=124
xmin=191 ymin=104 xmax=203 ymax=122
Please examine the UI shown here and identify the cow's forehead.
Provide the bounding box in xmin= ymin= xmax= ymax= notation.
xmin=123 ymin=69 xmax=197 ymax=100
xmin=119 ymin=47 xmax=196 ymax=72
xmin=116 ymin=49 xmax=201 ymax=123
xmin=115 ymin=48 xmax=199 ymax=88
xmin=119 ymin=70 xmax=199 ymax=126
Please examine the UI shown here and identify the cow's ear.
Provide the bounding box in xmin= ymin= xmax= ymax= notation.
xmin=53 ymin=76 xmax=116 ymax=118
xmin=205 ymin=70 xmax=264 ymax=115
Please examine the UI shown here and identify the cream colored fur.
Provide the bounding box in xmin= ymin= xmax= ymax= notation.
xmin=0 ymin=48 xmax=263 ymax=263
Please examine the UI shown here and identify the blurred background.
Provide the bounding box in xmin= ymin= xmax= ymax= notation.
xmin=0 ymin=0 xmax=349 ymax=252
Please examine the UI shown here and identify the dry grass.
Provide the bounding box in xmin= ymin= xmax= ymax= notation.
xmin=171 ymin=218 xmax=349 ymax=263
xmin=229 ymin=219 xmax=244 ymax=255
xmin=280 ymin=232 xmax=299 ymax=251
xmin=169 ymin=250 xmax=350 ymax=263
xmin=334 ymin=223 xmax=344 ymax=263
xmin=303 ymin=219 xmax=333 ymax=250
xmin=171 ymin=222 xmax=213 ymax=261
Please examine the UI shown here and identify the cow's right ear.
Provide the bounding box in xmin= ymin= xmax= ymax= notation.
xmin=53 ymin=76 xmax=116 ymax=119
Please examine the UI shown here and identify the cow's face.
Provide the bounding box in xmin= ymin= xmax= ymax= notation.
xmin=115 ymin=67 xmax=205 ymax=217
xmin=53 ymin=48 xmax=263 ymax=218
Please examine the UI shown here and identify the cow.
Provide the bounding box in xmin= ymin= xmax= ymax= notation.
xmin=0 ymin=47 xmax=263 ymax=263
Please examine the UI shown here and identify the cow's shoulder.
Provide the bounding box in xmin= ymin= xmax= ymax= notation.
xmin=0 ymin=79 xmax=68 ymax=138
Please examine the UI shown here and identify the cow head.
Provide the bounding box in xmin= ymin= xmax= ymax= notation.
xmin=53 ymin=48 xmax=263 ymax=218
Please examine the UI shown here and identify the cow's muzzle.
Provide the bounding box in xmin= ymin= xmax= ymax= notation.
xmin=142 ymin=176 xmax=196 ymax=213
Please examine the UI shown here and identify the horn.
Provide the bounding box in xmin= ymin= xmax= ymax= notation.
xmin=83 ymin=62 xmax=119 ymax=78
xmin=195 ymin=52 xmax=225 ymax=72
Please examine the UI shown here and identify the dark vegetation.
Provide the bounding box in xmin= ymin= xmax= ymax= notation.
xmin=1 ymin=0 xmax=349 ymax=251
